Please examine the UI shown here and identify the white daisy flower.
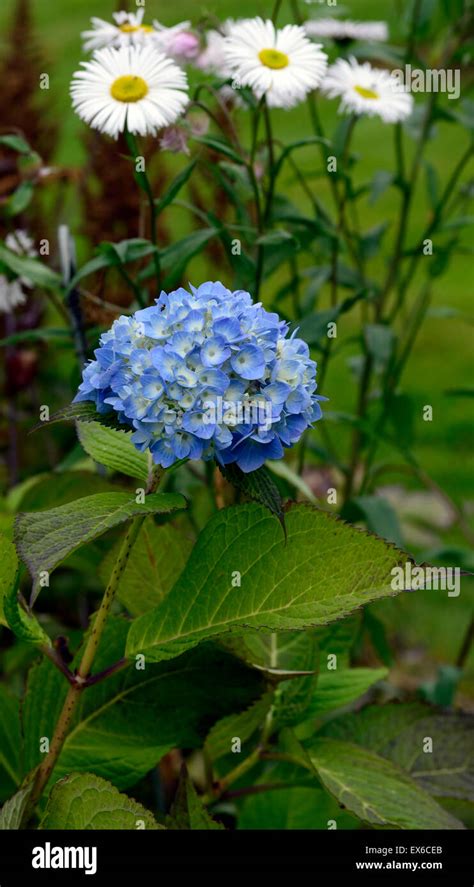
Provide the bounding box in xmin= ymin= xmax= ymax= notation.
xmin=224 ymin=17 xmax=328 ymax=109
xmin=0 ymin=231 xmax=36 ymax=314
xmin=322 ymin=57 xmax=413 ymax=123
xmin=82 ymin=10 xmax=157 ymax=52
xmin=70 ymin=45 xmax=189 ymax=139
xmin=304 ymin=19 xmax=388 ymax=43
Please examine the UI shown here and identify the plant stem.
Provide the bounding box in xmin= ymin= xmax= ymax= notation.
xmin=22 ymin=516 xmax=145 ymax=824
xmin=124 ymin=129 xmax=161 ymax=290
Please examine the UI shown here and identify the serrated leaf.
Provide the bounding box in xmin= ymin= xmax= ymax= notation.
xmin=0 ymin=687 xmax=21 ymax=803
xmin=23 ymin=620 xmax=265 ymax=790
xmin=383 ymin=715 xmax=474 ymax=801
xmin=303 ymin=668 xmax=388 ymax=719
xmin=167 ymin=769 xmax=223 ymax=830
xmin=77 ymin=421 xmax=149 ymax=483
xmin=100 ymin=516 xmax=194 ymax=616
xmin=0 ymin=534 xmax=18 ymax=627
xmin=126 ymin=504 xmax=409 ymax=664
xmin=40 ymin=773 xmax=161 ymax=830
xmin=32 ymin=401 xmax=124 ymax=432
xmin=319 ymin=702 xmax=431 ymax=751
xmin=10 ymin=471 xmax=120 ymax=512
xmin=308 ymin=739 xmax=464 ymax=829
xmin=0 ymin=783 xmax=34 ymax=830
xmin=14 ymin=491 xmax=186 ymax=597
xmin=205 ymin=692 xmax=273 ymax=761
xmin=238 ymin=785 xmax=357 ymax=830
xmin=218 ymin=463 xmax=284 ymax=528
xmin=4 ymin=585 xmax=52 ymax=649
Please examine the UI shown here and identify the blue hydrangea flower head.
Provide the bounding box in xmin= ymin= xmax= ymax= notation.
xmin=75 ymin=282 xmax=325 ymax=473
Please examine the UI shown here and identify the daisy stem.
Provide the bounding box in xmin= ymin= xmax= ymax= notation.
xmin=124 ymin=129 xmax=162 ymax=293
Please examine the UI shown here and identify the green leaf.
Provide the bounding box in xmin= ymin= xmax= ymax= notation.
xmin=98 ymin=238 xmax=157 ymax=264
xmin=99 ymin=516 xmax=194 ymax=616
xmin=217 ymin=463 xmax=285 ymax=529
xmin=205 ymin=692 xmax=273 ymax=761
xmin=0 ymin=535 xmax=18 ymax=627
xmin=0 ymin=783 xmax=34 ymax=830
xmin=342 ymin=495 xmax=404 ymax=547
xmin=4 ymin=583 xmax=52 ymax=649
xmin=155 ymin=159 xmax=197 ymax=214
xmin=0 ymin=687 xmax=21 ymax=803
xmin=10 ymin=471 xmax=120 ymax=512
xmin=193 ymin=134 xmax=244 ymax=165
xmin=23 ymin=620 xmax=265 ymax=789
xmin=0 ymin=134 xmax=32 ymax=154
xmin=368 ymin=170 xmax=394 ymax=205
xmin=5 ymin=181 xmax=34 ymax=217
xmin=308 ymin=739 xmax=465 ymax=829
xmin=0 ymin=243 xmax=61 ymax=290
xmin=32 ymin=401 xmax=125 ymax=433
xmin=364 ymin=323 xmax=395 ymax=366
xmin=159 ymin=229 xmax=217 ymax=282
xmin=302 ymin=668 xmax=388 ymax=719
xmin=238 ymin=785 xmax=356 ymax=830
xmin=126 ymin=503 xmax=409 ymax=664
xmin=167 ymin=769 xmax=223 ymax=830
xmin=383 ymin=715 xmax=474 ymax=801
xmin=77 ymin=421 xmax=150 ymax=483
xmin=14 ymin=491 xmax=186 ymax=596
xmin=40 ymin=773 xmax=161 ymax=830
xmin=319 ymin=701 xmax=431 ymax=751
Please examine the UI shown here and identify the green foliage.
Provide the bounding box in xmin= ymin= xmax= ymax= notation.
xmin=0 ymin=535 xmax=18 ymax=626
xmin=40 ymin=773 xmax=161 ymax=830
xmin=0 ymin=687 xmax=22 ymax=803
xmin=76 ymin=421 xmax=150 ymax=483
xmin=0 ymin=784 xmax=34 ymax=831
xmin=100 ymin=516 xmax=194 ymax=616
xmin=308 ymin=739 xmax=464 ymax=830
xmin=14 ymin=491 xmax=186 ymax=598
xmin=167 ymin=769 xmax=223 ymax=830
xmin=23 ymin=620 xmax=265 ymax=789
xmin=127 ymin=504 xmax=408 ymax=663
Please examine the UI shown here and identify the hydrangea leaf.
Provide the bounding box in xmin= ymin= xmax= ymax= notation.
xmin=32 ymin=401 xmax=123 ymax=432
xmin=381 ymin=714 xmax=474 ymax=801
xmin=126 ymin=503 xmax=409 ymax=664
xmin=204 ymin=691 xmax=274 ymax=762
xmin=40 ymin=773 xmax=161 ymax=830
xmin=0 ymin=783 xmax=34 ymax=830
xmin=167 ymin=769 xmax=223 ymax=830
xmin=99 ymin=516 xmax=194 ymax=616
xmin=76 ymin=421 xmax=150 ymax=483
xmin=302 ymin=667 xmax=389 ymax=719
xmin=217 ymin=463 xmax=285 ymax=531
xmin=4 ymin=585 xmax=52 ymax=649
xmin=318 ymin=702 xmax=431 ymax=750
xmin=23 ymin=620 xmax=265 ymax=790
xmin=14 ymin=491 xmax=186 ymax=597
xmin=238 ymin=785 xmax=357 ymax=830
xmin=0 ymin=687 xmax=22 ymax=803
xmin=0 ymin=534 xmax=18 ymax=627
xmin=308 ymin=738 xmax=465 ymax=830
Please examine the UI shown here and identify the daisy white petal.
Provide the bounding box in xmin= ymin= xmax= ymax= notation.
xmin=70 ymin=45 xmax=189 ymax=138
xmin=322 ymin=57 xmax=413 ymax=123
xmin=224 ymin=17 xmax=327 ymax=109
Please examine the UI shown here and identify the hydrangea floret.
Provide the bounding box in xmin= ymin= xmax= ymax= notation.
xmin=75 ymin=282 xmax=324 ymax=473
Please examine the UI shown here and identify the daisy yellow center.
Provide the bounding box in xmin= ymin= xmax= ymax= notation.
xmin=110 ymin=75 xmax=149 ymax=103
xmin=120 ymin=24 xmax=154 ymax=34
xmin=354 ymin=85 xmax=379 ymax=100
xmin=258 ymin=48 xmax=289 ymax=70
